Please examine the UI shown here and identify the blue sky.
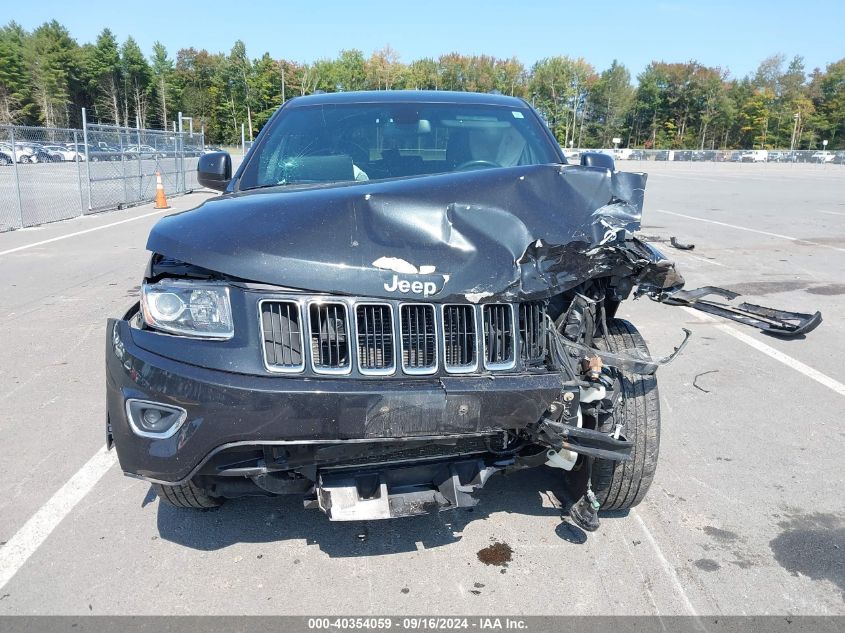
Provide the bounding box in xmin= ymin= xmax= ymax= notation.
xmin=4 ymin=0 xmax=843 ymax=78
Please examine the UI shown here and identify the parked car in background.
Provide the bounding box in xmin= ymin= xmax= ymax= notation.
xmin=63 ymin=143 xmax=89 ymax=160
xmin=0 ymin=149 xmax=12 ymax=165
xmin=628 ymin=149 xmax=647 ymax=160
xmin=0 ymin=143 xmax=18 ymax=162
xmin=125 ymin=144 xmax=163 ymax=159
xmin=810 ymin=151 xmax=835 ymax=163
xmin=832 ymin=151 xmax=845 ymax=164
xmin=17 ymin=142 xmax=59 ymax=162
xmin=42 ymin=144 xmax=84 ymax=162
xmin=740 ymin=150 xmax=768 ymax=163
xmin=18 ymin=143 xmax=59 ymax=163
xmin=562 ymin=148 xmax=580 ymax=162
xmin=89 ymin=145 xmax=122 ymax=161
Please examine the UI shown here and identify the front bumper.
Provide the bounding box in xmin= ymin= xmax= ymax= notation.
xmin=107 ymin=319 xmax=564 ymax=483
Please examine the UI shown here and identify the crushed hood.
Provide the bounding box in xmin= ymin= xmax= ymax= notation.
xmin=147 ymin=164 xmax=684 ymax=302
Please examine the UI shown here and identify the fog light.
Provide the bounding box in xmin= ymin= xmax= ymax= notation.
xmin=142 ymin=408 xmax=163 ymax=428
xmin=125 ymin=399 xmax=187 ymax=439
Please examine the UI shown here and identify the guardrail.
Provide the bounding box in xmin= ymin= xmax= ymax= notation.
xmin=0 ymin=110 xmax=205 ymax=232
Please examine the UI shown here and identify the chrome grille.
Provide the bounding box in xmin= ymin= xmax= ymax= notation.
xmin=308 ymin=302 xmax=351 ymax=373
xmin=400 ymin=304 xmax=437 ymax=374
xmin=259 ymin=297 xmax=540 ymax=375
xmin=519 ymin=301 xmax=547 ymax=363
xmin=482 ymin=304 xmax=515 ymax=370
xmin=260 ymin=300 xmax=305 ymax=372
xmin=442 ymin=305 xmax=477 ymax=372
xmin=356 ymin=304 xmax=395 ymax=374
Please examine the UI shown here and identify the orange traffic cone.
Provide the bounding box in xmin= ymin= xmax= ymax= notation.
xmin=154 ymin=171 xmax=170 ymax=209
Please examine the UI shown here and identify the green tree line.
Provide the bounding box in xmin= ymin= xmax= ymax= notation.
xmin=1 ymin=20 xmax=843 ymax=149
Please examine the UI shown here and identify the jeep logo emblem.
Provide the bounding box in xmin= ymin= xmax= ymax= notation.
xmin=384 ymin=274 xmax=438 ymax=297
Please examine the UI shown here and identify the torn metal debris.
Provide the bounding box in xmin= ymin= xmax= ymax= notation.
xmin=670 ymin=236 xmax=695 ymax=250
xmin=662 ymin=286 xmax=822 ymax=337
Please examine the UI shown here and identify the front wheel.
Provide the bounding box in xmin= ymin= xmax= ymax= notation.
xmin=590 ymin=319 xmax=660 ymax=511
xmin=153 ymin=480 xmax=223 ymax=509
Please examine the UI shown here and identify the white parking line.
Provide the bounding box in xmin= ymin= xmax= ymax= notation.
xmin=0 ymin=445 xmax=117 ymax=591
xmin=820 ymin=210 xmax=845 ymax=217
xmin=0 ymin=210 xmax=167 ymax=257
xmin=632 ymin=510 xmax=699 ymax=617
xmin=682 ymin=307 xmax=845 ymax=398
xmin=653 ymin=209 xmax=845 ymax=254
xmin=650 ymin=172 xmax=726 ymax=184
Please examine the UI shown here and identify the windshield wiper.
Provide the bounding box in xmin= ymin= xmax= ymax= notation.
xmin=239 ymin=179 xmax=351 ymax=193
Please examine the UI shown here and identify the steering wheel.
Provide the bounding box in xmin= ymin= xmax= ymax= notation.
xmin=455 ymin=159 xmax=500 ymax=171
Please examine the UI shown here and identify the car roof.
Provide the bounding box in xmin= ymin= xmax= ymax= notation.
xmin=286 ymin=90 xmax=529 ymax=109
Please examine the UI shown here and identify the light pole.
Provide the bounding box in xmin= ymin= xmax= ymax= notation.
xmin=790 ymin=113 xmax=799 ymax=151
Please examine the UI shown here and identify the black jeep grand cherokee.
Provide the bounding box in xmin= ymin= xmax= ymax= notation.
xmin=106 ymin=91 xmax=688 ymax=527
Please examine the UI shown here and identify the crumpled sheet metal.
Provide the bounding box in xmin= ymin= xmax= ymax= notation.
xmin=147 ymin=164 xmax=683 ymax=302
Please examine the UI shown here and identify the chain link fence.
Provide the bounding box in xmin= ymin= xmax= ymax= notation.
xmin=85 ymin=122 xmax=203 ymax=211
xmin=0 ymin=111 xmax=205 ymax=232
xmin=0 ymin=125 xmax=87 ymax=231
xmin=567 ymin=148 xmax=845 ymax=165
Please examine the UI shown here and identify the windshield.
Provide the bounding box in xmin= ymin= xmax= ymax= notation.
xmin=238 ymin=102 xmax=561 ymax=190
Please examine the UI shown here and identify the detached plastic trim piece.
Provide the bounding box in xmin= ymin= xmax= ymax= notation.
xmin=662 ymin=286 xmax=822 ymax=338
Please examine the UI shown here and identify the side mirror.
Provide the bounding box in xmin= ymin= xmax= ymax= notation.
xmin=197 ymin=152 xmax=232 ymax=191
xmin=580 ymin=151 xmax=615 ymax=171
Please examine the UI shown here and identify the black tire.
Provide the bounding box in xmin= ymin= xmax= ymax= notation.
xmin=590 ymin=318 xmax=660 ymax=511
xmin=153 ymin=480 xmax=223 ymax=509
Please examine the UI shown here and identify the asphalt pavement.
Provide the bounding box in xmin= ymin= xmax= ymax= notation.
xmin=0 ymin=162 xmax=842 ymax=615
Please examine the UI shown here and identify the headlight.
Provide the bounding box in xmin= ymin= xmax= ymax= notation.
xmin=141 ymin=280 xmax=234 ymax=339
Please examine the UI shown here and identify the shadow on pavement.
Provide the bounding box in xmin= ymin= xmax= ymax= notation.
xmin=155 ymin=466 xmax=590 ymax=556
